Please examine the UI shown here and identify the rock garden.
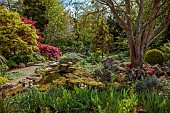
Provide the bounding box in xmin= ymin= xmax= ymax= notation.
xmin=0 ymin=1 xmax=170 ymax=113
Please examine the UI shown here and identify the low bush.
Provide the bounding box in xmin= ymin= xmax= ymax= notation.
xmin=59 ymin=53 xmax=84 ymax=64
xmin=9 ymin=54 xmax=36 ymax=64
xmin=144 ymin=49 xmax=163 ymax=65
xmin=0 ymin=76 xmax=8 ymax=85
xmin=7 ymin=60 xmax=16 ymax=68
xmin=134 ymin=76 xmax=163 ymax=93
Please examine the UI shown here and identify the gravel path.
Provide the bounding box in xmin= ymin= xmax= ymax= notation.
xmin=7 ymin=63 xmax=48 ymax=85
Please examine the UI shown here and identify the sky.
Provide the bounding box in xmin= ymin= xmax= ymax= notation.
xmin=63 ymin=0 xmax=92 ymax=17
xmin=64 ymin=0 xmax=90 ymax=18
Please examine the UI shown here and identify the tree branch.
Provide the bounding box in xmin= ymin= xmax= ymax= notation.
xmin=142 ymin=1 xmax=170 ymax=29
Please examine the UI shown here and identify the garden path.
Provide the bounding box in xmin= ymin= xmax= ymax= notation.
xmin=7 ymin=62 xmax=48 ymax=85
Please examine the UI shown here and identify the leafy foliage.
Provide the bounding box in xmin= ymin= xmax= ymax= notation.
xmin=6 ymin=72 xmax=24 ymax=80
xmin=38 ymin=44 xmax=62 ymax=60
xmin=106 ymin=16 xmax=128 ymax=51
xmin=138 ymin=91 xmax=170 ymax=113
xmin=43 ymin=0 xmax=72 ymax=48
xmin=0 ymin=6 xmax=38 ymax=58
xmin=9 ymin=54 xmax=36 ymax=64
xmin=161 ymin=41 xmax=170 ymax=66
xmin=1 ymin=86 xmax=138 ymax=113
xmin=134 ymin=76 xmax=163 ymax=92
xmin=20 ymin=16 xmax=62 ymax=60
xmin=144 ymin=49 xmax=163 ymax=65
xmin=59 ymin=53 xmax=84 ymax=64
xmin=0 ymin=76 xmax=7 ymax=85
xmin=0 ymin=55 xmax=7 ymax=66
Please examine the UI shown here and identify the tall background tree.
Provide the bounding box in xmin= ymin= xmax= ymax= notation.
xmin=97 ymin=0 xmax=170 ymax=67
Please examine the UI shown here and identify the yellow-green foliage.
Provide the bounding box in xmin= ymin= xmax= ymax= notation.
xmin=162 ymin=42 xmax=170 ymax=62
xmin=144 ymin=49 xmax=163 ymax=65
xmin=0 ymin=6 xmax=38 ymax=57
xmin=0 ymin=76 xmax=8 ymax=85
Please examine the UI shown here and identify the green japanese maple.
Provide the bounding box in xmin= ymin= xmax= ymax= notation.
xmin=0 ymin=6 xmax=38 ymax=58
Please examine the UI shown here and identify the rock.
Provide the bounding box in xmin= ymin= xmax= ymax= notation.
xmin=26 ymin=76 xmax=37 ymax=81
xmin=93 ymin=70 xmax=102 ymax=77
xmin=67 ymin=62 xmax=73 ymax=66
xmin=48 ymin=61 xmax=59 ymax=67
xmin=3 ymin=85 xmax=26 ymax=96
xmin=19 ymin=63 xmax=26 ymax=68
xmin=101 ymin=57 xmax=114 ymax=69
xmin=19 ymin=79 xmax=33 ymax=87
xmin=119 ymin=63 xmax=126 ymax=67
xmin=58 ymin=64 xmax=69 ymax=72
xmin=120 ymin=59 xmax=127 ymax=63
xmin=161 ymin=66 xmax=170 ymax=74
xmin=118 ymin=67 xmax=126 ymax=71
xmin=153 ymin=65 xmax=162 ymax=75
xmin=101 ymin=69 xmax=112 ymax=81
xmin=68 ymin=67 xmax=76 ymax=72
xmin=138 ymin=109 xmax=147 ymax=113
xmin=0 ymin=84 xmax=14 ymax=91
xmin=26 ymin=62 xmax=34 ymax=67
xmin=14 ymin=64 xmax=19 ymax=68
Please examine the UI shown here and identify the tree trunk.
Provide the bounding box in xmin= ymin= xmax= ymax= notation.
xmin=127 ymin=34 xmax=144 ymax=68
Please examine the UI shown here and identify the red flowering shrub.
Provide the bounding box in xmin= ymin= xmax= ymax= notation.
xmin=20 ymin=16 xmax=62 ymax=60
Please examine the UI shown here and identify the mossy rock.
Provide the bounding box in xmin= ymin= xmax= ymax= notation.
xmin=67 ymin=78 xmax=84 ymax=84
xmin=53 ymin=77 xmax=67 ymax=85
xmin=84 ymin=81 xmax=104 ymax=87
xmin=39 ymin=73 xmax=60 ymax=85
xmin=3 ymin=85 xmax=25 ymax=96
xmin=38 ymin=83 xmax=52 ymax=92
xmin=113 ymin=82 xmax=121 ymax=89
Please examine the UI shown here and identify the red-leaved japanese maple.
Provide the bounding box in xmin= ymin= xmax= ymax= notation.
xmin=20 ymin=16 xmax=62 ymax=60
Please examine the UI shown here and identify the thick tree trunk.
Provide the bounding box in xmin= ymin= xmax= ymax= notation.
xmin=127 ymin=35 xmax=144 ymax=68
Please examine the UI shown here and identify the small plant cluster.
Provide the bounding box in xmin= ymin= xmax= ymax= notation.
xmin=1 ymin=85 xmax=169 ymax=113
xmin=59 ymin=53 xmax=84 ymax=64
xmin=134 ymin=75 xmax=163 ymax=92
xmin=20 ymin=16 xmax=62 ymax=60
xmin=0 ymin=86 xmax=138 ymax=113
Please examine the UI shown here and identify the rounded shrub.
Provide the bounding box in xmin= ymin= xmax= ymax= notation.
xmin=144 ymin=49 xmax=163 ymax=65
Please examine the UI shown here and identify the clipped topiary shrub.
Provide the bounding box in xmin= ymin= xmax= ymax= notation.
xmin=144 ymin=49 xmax=163 ymax=65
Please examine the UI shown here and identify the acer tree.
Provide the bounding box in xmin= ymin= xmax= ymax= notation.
xmin=97 ymin=0 xmax=170 ymax=67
